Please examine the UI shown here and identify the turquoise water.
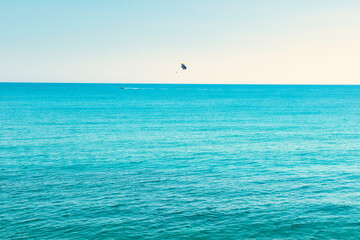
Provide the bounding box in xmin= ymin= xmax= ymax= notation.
xmin=1 ymin=83 xmax=360 ymax=239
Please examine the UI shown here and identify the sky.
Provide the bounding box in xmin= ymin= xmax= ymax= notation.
xmin=1 ymin=0 xmax=360 ymax=84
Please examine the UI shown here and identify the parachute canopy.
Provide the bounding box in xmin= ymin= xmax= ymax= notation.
xmin=181 ymin=63 xmax=187 ymax=70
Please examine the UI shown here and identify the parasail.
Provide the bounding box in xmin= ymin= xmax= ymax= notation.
xmin=181 ymin=63 xmax=187 ymax=70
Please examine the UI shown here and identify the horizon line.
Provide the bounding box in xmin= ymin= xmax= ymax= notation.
xmin=1 ymin=82 xmax=360 ymax=86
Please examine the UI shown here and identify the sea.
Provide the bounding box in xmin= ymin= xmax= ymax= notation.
xmin=1 ymin=83 xmax=360 ymax=239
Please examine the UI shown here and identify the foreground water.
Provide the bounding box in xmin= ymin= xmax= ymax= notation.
xmin=1 ymin=83 xmax=360 ymax=239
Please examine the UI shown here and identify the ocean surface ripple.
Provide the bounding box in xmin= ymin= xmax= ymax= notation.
xmin=1 ymin=83 xmax=360 ymax=239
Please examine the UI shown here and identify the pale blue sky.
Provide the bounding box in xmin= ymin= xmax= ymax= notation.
xmin=1 ymin=0 xmax=360 ymax=83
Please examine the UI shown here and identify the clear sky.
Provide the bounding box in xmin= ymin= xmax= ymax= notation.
xmin=1 ymin=0 xmax=360 ymax=84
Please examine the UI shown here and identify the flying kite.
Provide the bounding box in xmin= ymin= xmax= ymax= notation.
xmin=181 ymin=63 xmax=187 ymax=70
